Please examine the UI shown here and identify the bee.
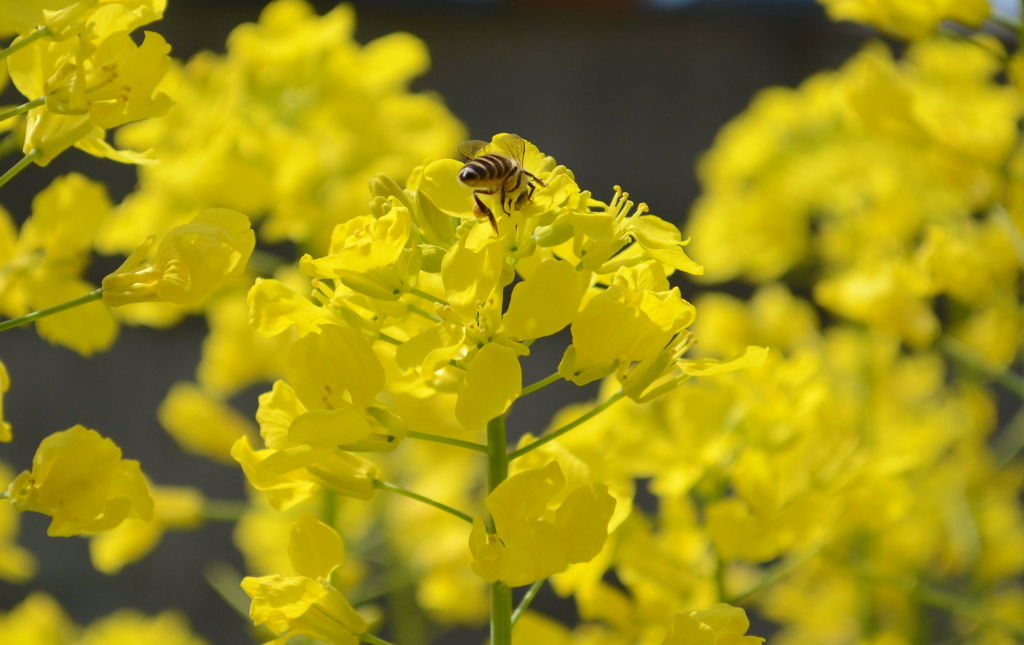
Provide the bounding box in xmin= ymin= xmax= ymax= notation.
xmin=457 ymin=134 xmax=545 ymax=233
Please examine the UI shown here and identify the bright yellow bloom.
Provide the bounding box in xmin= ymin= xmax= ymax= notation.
xmin=7 ymin=425 xmax=153 ymax=536
xmin=0 ymin=1 xmax=166 ymax=39
xmin=469 ymin=461 xmax=616 ymax=587
xmin=819 ymin=0 xmax=989 ymax=39
xmin=8 ymin=9 xmax=173 ymax=164
xmin=242 ymin=514 xmax=367 ymax=644
xmin=89 ymin=485 xmax=204 ymax=574
xmin=231 ymin=436 xmax=377 ymax=510
xmin=158 ymin=381 xmax=256 ymax=463
xmin=102 ymin=208 xmax=254 ymax=307
xmin=662 ymin=604 xmax=764 ymax=645
xmin=107 ymin=0 xmax=464 ymax=254
xmin=560 ymin=262 xmax=696 ymax=387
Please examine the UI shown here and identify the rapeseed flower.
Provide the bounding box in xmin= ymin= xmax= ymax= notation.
xmin=6 ymin=425 xmax=152 ymax=536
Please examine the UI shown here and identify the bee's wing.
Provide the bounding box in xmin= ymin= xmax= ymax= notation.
xmin=457 ymin=140 xmax=489 ymax=159
xmin=504 ymin=135 xmax=526 ymax=166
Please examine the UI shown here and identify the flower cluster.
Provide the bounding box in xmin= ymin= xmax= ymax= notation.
xmin=0 ymin=0 xmax=1019 ymax=644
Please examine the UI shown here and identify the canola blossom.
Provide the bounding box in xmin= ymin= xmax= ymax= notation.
xmin=0 ymin=1 xmax=1020 ymax=644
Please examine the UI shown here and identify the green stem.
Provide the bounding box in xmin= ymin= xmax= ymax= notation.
xmin=520 ymin=372 xmax=561 ymax=397
xmin=0 ymin=26 xmax=51 ymax=62
xmin=487 ymin=415 xmax=513 ymax=645
xmin=372 ymin=480 xmax=472 ymax=524
xmin=0 ymin=148 xmax=41 ymax=190
xmin=728 ymin=549 xmax=818 ymax=604
xmin=322 ymin=489 xmax=338 ymax=526
xmin=940 ymin=336 xmax=1024 ymax=400
xmin=0 ymin=287 xmax=103 ymax=332
xmin=200 ymin=499 xmax=249 ymax=522
xmin=407 ymin=302 xmax=441 ymax=322
xmin=362 ymin=634 xmax=397 ymax=645
xmin=406 ymin=430 xmax=488 ymax=453
xmin=0 ymin=491 xmax=8 ymax=500
xmin=378 ymin=333 xmax=403 ymax=346
xmin=510 ymin=579 xmax=544 ymax=627
xmin=0 ymin=97 xmax=44 ymax=123
xmin=409 ymin=288 xmax=447 ymax=306
xmin=509 ymin=391 xmax=626 ymax=460
xmin=856 ymin=564 xmax=1024 ymax=640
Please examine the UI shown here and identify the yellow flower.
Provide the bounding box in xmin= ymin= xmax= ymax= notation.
xmin=78 ymin=609 xmax=208 ymax=645
xmin=242 ymin=514 xmax=367 ymax=644
xmin=0 ymin=173 xmax=117 ymax=356
xmin=0 ymin=592 xmax=75 ymax=645
xmin=662 ymin=604 xmax=764 ymax=645
xmin=819 ymin=0 xmax=989 ymax=39
xmin=157 ymin=382 xmax=256 ymax=463
xmin=231 ymin=436 xmax=377 ymax=511
xmin=0 ymin=1 xmax=166 ymax=39
xmin=559 ymin=262 xmax=696 ymax=387
xmin=102 ymin=208 xmax=255 ymax=307
xmin=8 ymin=13 xmax=173 ymax=165
xmin=469 ymin=461 xmax=615 ymax=587
xmin=7 ymin=425 xmax=153 ymax=536
xmin=0 ymin=361 xmax=10 ymax=443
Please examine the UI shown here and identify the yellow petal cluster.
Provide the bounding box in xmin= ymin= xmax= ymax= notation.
xmin=6 ymin=425 xmax=152 ymax=536
xmin=6 ymin=1 xmax=172 ymax=164
xmin=102 ymin=0 xmax=465 ymax=256
xmin=242 ymin=514 xmax=367 ymax=644
xmin=102 ymin=208 xmax=254 ymax=308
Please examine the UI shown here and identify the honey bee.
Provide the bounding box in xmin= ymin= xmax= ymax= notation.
xmin=457 ymin=134 xmax=545 ymax=233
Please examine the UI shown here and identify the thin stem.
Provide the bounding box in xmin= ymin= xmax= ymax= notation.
xmin=409 ymin=288 xmax=447 ymax=306
xmin=201 ymin=499 xmax=249 ymax=522
xmin=994 ymin=406 xmax=1024 ymax=467
xmin=0 ymin=148 xmax=41 ymax=190
xmin=855 ymin=564 xmax=1024 ymax=640
xmin=362 ymin=634 xmax=397 ymax=645
xmin=0 ymin=491 xmax=7 ymax=500
xmin=510 ymin=579 xmax=544 ymax=627
xmin=509 ymin=391 xmax=626 ymax=460
xmin=712 ymin=546 xmax=727 ymax=602
xmin=728 ymin=549 xmax=818 ymax=604
xmin=407 ymin=302 xmax=441 ymax=322
xmin=378 ymin=332 xmax=403 ymax=346
xmin=0 ymin=287 xmax=103 ymax=333
xmin=0 ymin=97 xmax=44 ymax=123
xmin=486 ymin=415 xmax=512 ymax=645
xmin=0 ymin=26 xmax=51 ymax=62
xmin=406 ymin=430 xmax=488 ymax=453
xmin=372 ymin=480 xmax=472 ymax=524
xmin=520 ymin=372 xmax=560 ymax=397
xmin=940 ymin=336 xmax=1024 ymax=400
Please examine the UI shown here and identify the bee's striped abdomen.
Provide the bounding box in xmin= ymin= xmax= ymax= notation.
xmin=458 ymin=154 xmax=516 ymax=186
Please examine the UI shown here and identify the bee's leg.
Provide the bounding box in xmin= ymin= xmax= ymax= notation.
xmin=523 ymin=169 xmax=546 ymax=188
xmin=472 ymin=190 xmax=499 ymax=234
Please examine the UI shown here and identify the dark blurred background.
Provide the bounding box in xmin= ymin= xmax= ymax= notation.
xmin=0 ymin=1 xmax=865 ymax=643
